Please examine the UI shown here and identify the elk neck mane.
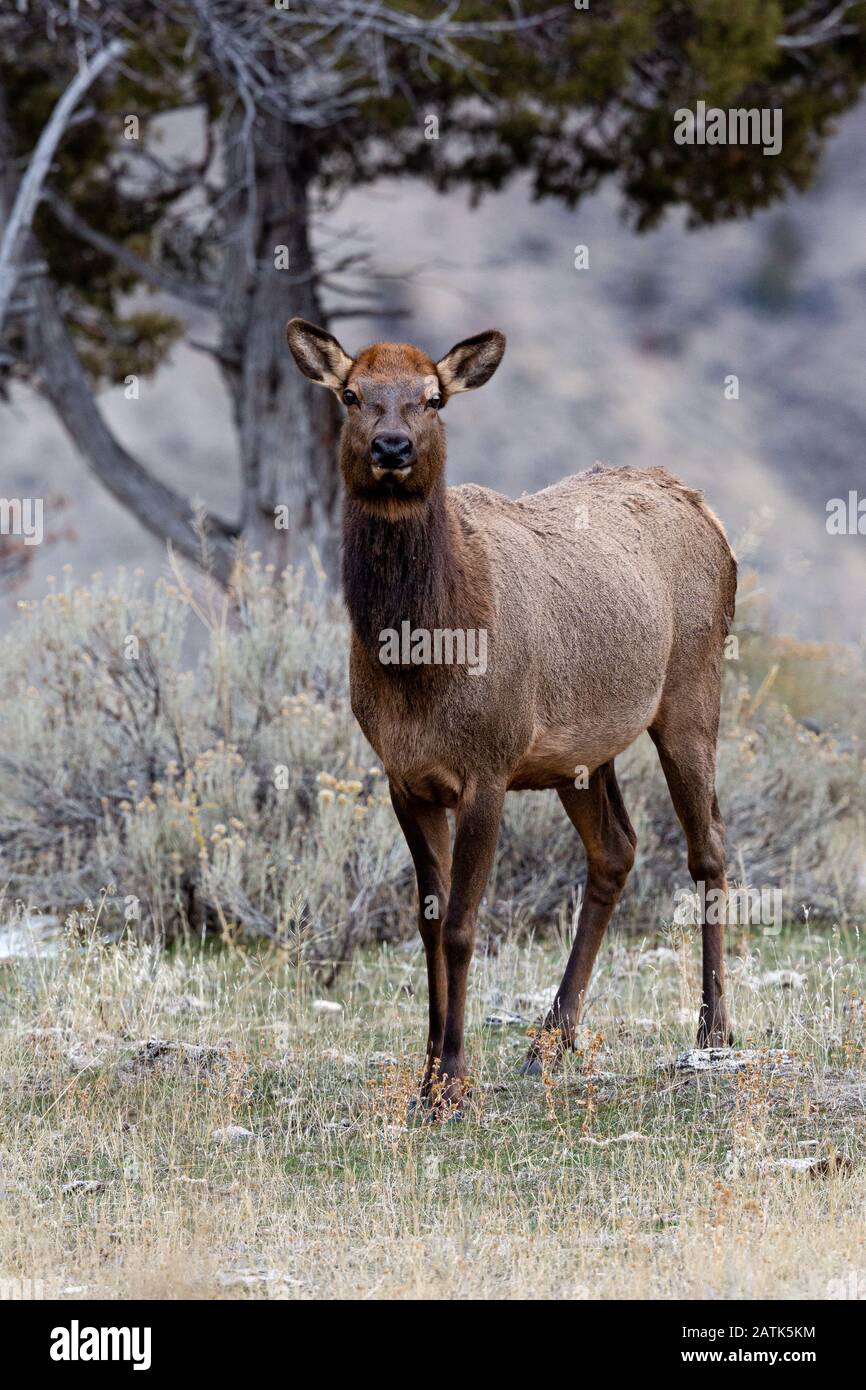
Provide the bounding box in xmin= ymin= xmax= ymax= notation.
xmin=341 ymin=478 xmax=488 ymax=657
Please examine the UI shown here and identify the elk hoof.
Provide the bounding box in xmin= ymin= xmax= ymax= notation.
xmin=519 ymin=1054 xmax=543 ymax=1078
xmin=409 ymin=1086 xmax=466 ymax=1123
xmin=416 ymin=1100 xmax=464 ymax=1125
xmin=407 ymin=1096 xmax=438 ymax=1126
xmin=697 ymin=1022 xmax=734 ymax=1048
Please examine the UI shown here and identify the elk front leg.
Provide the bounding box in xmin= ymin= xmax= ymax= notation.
xmin=389 ymin=785 xmax=451 ymax=1095
xmin=437 ymin=781 xmax=506 ymax=1114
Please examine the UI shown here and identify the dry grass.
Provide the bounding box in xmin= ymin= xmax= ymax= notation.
xmin=0 ymin=920 xmax=863 ymax=1300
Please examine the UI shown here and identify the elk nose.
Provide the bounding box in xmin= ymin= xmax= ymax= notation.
xmin=370 ymin=433 xmax=414 ymax=468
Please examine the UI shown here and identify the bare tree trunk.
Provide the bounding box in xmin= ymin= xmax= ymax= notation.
xmin=219 ymin=109 xmax=340 ymax=579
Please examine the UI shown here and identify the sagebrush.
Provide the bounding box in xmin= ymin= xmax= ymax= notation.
xmin=0 ymin=560 xmax=863 ymax=972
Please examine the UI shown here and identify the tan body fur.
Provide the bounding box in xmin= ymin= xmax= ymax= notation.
xmin=352 ymin=467 xmax=733 ymax=806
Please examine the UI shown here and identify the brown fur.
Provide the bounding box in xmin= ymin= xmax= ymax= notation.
xmin=287 ymin=319 xmax=738 ymax=1109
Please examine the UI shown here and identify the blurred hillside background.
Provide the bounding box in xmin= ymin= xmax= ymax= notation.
xmin=3 ymin=98 xmax=866 ymax=641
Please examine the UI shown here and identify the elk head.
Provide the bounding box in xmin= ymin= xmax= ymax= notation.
xmin=286 ymin=319 xmax=506 ymax=515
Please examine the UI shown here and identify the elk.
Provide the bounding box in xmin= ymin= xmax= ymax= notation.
xmin=286 ymin=318 xmax=737 ymax=1113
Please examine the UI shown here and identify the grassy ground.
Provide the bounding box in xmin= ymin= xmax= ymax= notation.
xmin=0 ymin=920 xmax=863 ymax=1300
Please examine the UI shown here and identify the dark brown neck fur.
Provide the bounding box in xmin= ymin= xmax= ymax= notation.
xmin=342 ymin=480 xmax=486 ymax=660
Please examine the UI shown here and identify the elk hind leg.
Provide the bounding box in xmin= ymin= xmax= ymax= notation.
xmin=649 ymin=719 xmax=732 ymax=1047
xmin=522 ymin=762 xmax=636 ymax=1075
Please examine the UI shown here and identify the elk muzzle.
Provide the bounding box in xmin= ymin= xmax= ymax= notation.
xmin=370 ymin=432 xmax=415 ymax=480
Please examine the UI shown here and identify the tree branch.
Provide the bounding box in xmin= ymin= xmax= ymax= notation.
xmin=0 ymin=39 xmax=126 ymax=333
xmin=24 ymin=271 xmax=239 ymax=585
xmin=777 ymin=1 xmax=859 ymax=48
xmin=45 ymin=192 xmax=217 ymax=311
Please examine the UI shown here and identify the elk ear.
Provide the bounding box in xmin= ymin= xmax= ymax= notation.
xmin=286 ymin=318 xmax=354 ymax=390
xmin=436 ymin=329 xmax=506 ymax=395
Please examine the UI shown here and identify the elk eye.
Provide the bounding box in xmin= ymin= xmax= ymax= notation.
xmin=426 ymin=394 xmax=442 ymax=410
xmin=342 ymin=388 xmax=359 ymax=407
